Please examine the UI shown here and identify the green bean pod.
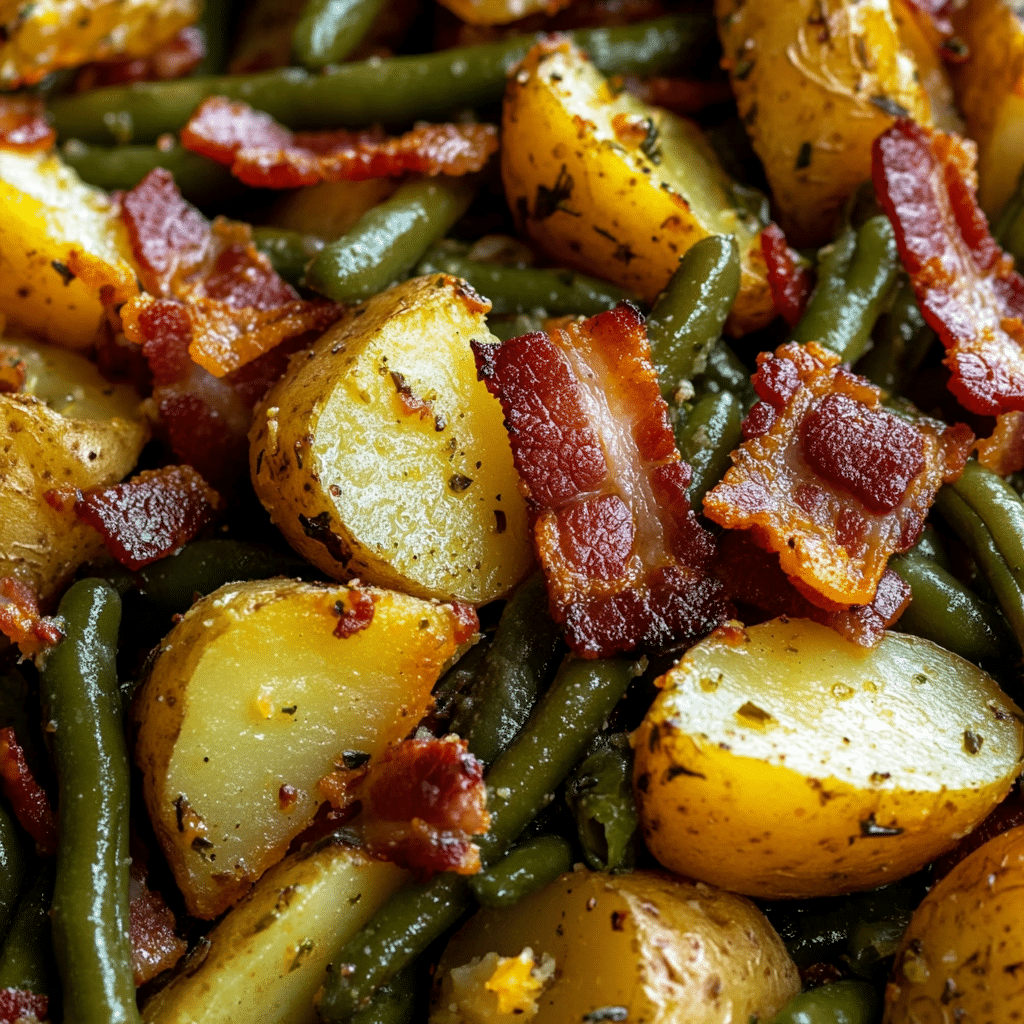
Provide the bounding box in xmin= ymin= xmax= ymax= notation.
xmin=468 ymin=835 xmax=573 ymax=908
xmin=0 ymin=865 xmax=59 ymax=1005
xmin=0 ymin=803 xmax=27 ymax=942
xmin=193 ymin=0 xmax=234 ymax=76
xmin=252 ymin=227 xmax=326 ymax=288
xmin=414 ymin=245 xmax=638 ymax=317
xmin=767 ymin=980 xmax=880 ymax=1024
xmin=40 ymin=579 xmax=139 ymax=1024
xmin=47 ymin=15 xmax=719 ymax=143
xmin=305 ymin=178 xmax=475 ymax=303
xmin=646 ymin=235 xmax=741 ymax=399
xmin=675 ymin=390 xmax=743 ymax=508
xmin=695 ymin=341 xmax=756 ymax=410
xmin=995 ymin=165 xmax=1024 ymax=265
xmin=856 ymin=276 xmax=934 ymax=393
xmin=790 ymin=216 xmax=900 ymax=364
xmin=348 ymin=961 xmax=418 ymax=1024
xmin=293 ymin=0 xmax=389 ymax=69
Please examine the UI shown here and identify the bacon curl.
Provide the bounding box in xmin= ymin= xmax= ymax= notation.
xmin=761 ymin=222 xmax=813 ymax=328
xmin=0 ymin=727 xmax=57 ymax=855
xmin=0 ymin=578 xmax=62 ymax=658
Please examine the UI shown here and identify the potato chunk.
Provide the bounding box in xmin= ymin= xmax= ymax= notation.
xmin=250 ymin=274 xmax=533 ymax=605
xmin=133 ymin=578 xmax=471 ymax=919
xmin=433 ymin=870 xmax=800 ymax=1024
xmin=634 ymin=618 xmax=1024 ymax=898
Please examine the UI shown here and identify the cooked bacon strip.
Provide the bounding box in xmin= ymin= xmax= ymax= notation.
xmin=74 ymin=25 xmax=205 ymax=92
xmin=715 ymin=530 xmax=912 ymax=648
xmin=332 ymin=587 xmax=376 ymax=639
xmin=873 ymin=119 xmax=1024 ymax=420
xmin=0 ymin=577 xmax=62 ymax=658
xmin=761 ymin=223 xmax=813 ymax=328
xmin=318 ymin=736 xmax=490 ymax=880
xmin=129 ymin=835 xmax=186 ymax=986
xmin=0 ymin=989 xmax=48 ymax=1024
xmin=704 ymin=341 xmax=973 ymax=608
xmin=0 ymin=95 xmax=54 ymax=152
xmin=975 ymin=411 xmax=1024 ymax=476
xmin=0 ymin=727 xmax=57 ymax=855
xmin=181 ymin=97 xmax=498 ymax=188
xmin=473 ymin=303 xmax=725 ymax=658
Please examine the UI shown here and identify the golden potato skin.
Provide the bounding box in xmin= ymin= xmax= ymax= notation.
xmin=634 ymin=619 xmax=1024 ymax=899
xmin=250 ymin=274 xmax=533 ymax=605
xmin=433 ymin=870 xmax=800 ymax=1024
xmin=715 ymin=0 xmax=931 ymax=246
xmin=502 ymin=38 xmax=773 ymax=334
xmin=884 ymin=825 xmax=1024 ymax=1024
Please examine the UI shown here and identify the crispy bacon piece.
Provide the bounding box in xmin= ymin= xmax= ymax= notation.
xmin=332 ymin=587 xmax=377 ymax=639
xmin=66 ymin=465 xmax=221 ymax=571
xmin=318 ymin=735 xmax=490 ymax=881
xmin=129 ymin=835 xmax=186 ymax=986
xmin=0 ymin=578 xmax=62 ymax=658
xmin=873 ymin=120 xmax=1024 ymax=423
xmin=976 ymin=411 xmax=1024 ymax=476
xmin=0 ymin=95 xmax=54 ymax=152
xmin=762 ymin=222 xmax=813 ymax=328
xmin=704 ymin=341 xmax=973 ymax=608
xmin=715 ymin=530 xmax=912 ymax=648
xmin=73 ymin=25 xmax=205 ymax=91
xmin=0 ymin=990 xmax=48 ymax=1024
xmin=0 ymin=728 xmax=57 ymax=855
xmin=181 ymin=97 xmax=498 ymax=189
xmin=473 ymin=303 xmax=725 ymax=658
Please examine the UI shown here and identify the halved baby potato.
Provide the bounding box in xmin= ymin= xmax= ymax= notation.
xmin=250 ymin=274 xmax=534 ymax=605
xmin=633 ymin=618 xmax=1024 ymax=899
xmin=132 ymin=578 xmax=472 ymax=919
xmin=501 ymin=38 xmax=773 ymax=334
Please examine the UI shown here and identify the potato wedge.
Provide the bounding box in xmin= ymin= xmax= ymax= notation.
xmin=0 ymin=338 xmax=148 ymax=601
xmin=715 ymin=0 xmax=932 ymax=246
xmin=0 ymin=149 xmax=139 ymax=349
xmin=132 ymin=578 xmax=471 ymax=919
xmin=633 ymin=618 xmax=1024 ymax=899
xmin=432 ymin=869 xmax=800 ymax=1024
xmin=884 ymin=824 xmax=1024 ymax=1023
xmin=250 ymin=274 xmax=533 ymax=605
xmin=143 ymin=836 xmax=408 ymax=1024
xmin=501 ymin=38 xmax=773 ymax=334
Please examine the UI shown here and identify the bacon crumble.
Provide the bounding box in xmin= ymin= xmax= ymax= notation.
xmin=0 ymin=727 xmax=57 ymax=855
xmin=761 ymin=222 xmax=814 ymax=328
xmin=73 ymin=25 xmax=205 ymax=92
xmin=0 ymin=577 xmax=63 ymax=658
xmin=0 ymin=989 xmax=48 ymax=1024
xmin=332 ymin=586 xmax=377 ymax=639
xmin=129 ymin=835 xmax=187 ymax=986
xmin=0 ymin=95 xmax=54 ymax=152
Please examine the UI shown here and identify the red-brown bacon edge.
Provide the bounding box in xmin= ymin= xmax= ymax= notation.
xmin=762 ymin=222 xmax=814 ymax=328
xmin=472 ymin=303 xmax=726 ymax=658
xmin=0 ymin=577 xmax=62 ymax=658
xmin=0 ymin=727 xmax=58 ymax=855
xmin=0 ymin=95 xmax=54 ymax=152
xmin=0 ymin=989 xmax=48 ymax=1024
xmin=181 ymin=96 xmax=498 ymax=189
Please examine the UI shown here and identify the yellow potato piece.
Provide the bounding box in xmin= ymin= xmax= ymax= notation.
xmin=633 ymin=618 xmax=1024 ymax=899
xmin=435 ymin=0 xmax=564 ymax=27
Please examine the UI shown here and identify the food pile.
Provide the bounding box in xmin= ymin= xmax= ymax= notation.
xmin=1 ymin=0 xmax=1024 ymax=1022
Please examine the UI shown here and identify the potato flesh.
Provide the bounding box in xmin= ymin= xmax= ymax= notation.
xmin=142 ymin=840 xmax=408 ymax=1024
xmin=250 ymin=275 xmax=534 ymax=605
xmin=133 ymin=579 xmax=467 ymax=919
xmin=434 ymin=870 xmax=800 ymax=1024
xmin=634 ymin=619 xmax=1024 ymax=898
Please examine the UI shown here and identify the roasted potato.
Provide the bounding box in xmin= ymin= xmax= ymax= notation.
xmin=432 ymin=869 xmax=801 ymax=1023
xmin=633 ymin=618 xmax=1024 ymax=899
xmin=132 ymin=578 xmax=472 ymax=919
xmin=0 ymin=338 xmax=148 ymax=602
xmin=435 ymin=0 xmax=560 ymax=26
xmin=0 ymin=149 xmax=139 ymax=349
xmin=884 ymin=824 xmax=1024 ymax=1023
xmin=501 ymin=38 xmax=773 ymax=334
xmin=250 ymin=274 xmax=534 ymax=605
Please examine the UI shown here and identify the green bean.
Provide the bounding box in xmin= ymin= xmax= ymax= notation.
xmin=675 ymin=390 xmax=743 ymax=508
xmin=40 ymin=579 xmax=139 ymax=1024
xmin=450 ymin=573 xmax=564 ymax=765
xmin=845 ymin=916 xmax=909 ymax=979
xmin=432 ymin=640 xmax=491 ymax=727
xmin=348 ymin=962 xmax=417 ymax=1024
xmin=0 ymin=866 xmax=58 ymax=1004
xmin=293 ymin=0 xmax=389 ymax=69
xmin=856 ymin=276 xmax=934 ymax=392
xmin=767 ymin=980 xmax=880 ymax=1024
xmin=47 ymin=15 xmax=719 ymax=143
xmin=487 ymin=313 xmax=546 ymax=342
xmin=193 ymin=0 xmax=234 ymax=76
xmin=952 ymin=460 xmax=1024 ymax=577
xmin=252 ymin=227 xmax=326 ymax=288
xmin=0 ymin=803 xmax=27 ymax=942
xmin=306 ymin=178 xmax=475 ymax=303
xmin=646 ymin=235 xmax=741 ymax=399
xmin=316 ymin=656 xmax=640 ymax=1020
xmin=696 ymin=341 xmax=756 ymax=410
xmin=995 ymin=165 xmax=1024 ymax=265
xmin=565 ymin=737 xmax=639 ymax=871
xmin=469 ymin=835 xmax=573 ymax=908
xmin=790 ymin=216 xmax=900 ymax=364
xmin=414 ymin=244 xmax=638 ymax=317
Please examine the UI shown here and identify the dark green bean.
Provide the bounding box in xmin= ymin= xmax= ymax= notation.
xmin=646 ymin=235 xmax=741 ymax=399
xmin=316 ymin=656 xmax=640 ymax=1020
xmin=695 ymin=341 xmax=756 ymax=410
xmin=431 ymin=640 xmax=491 ymax=727
xmin=414 ymin=244 xmax=638 ymax=317
xmin=252 ymin=227 xmax=326 ymax=288
xmin=450 ymin=573 xmax=563 ymax=765
xmin=0 ymin=803 xmax=27 ymax=942
xmin=293 ymin=0 xmax=389 ymax=69
xmin=193 ymin=0 xmax=234 ymax=76
xmin=565 ymin=736 xmax=638 ymax=871
xmin=40 ymin=579 xmax=139 ymax=1024
xmin=767 ymin=980 xmax=880 ymax=1024
xmin=306 ymin=178 xmax=475 ymax=303
xmin=856 ymin=276 xmax=934 ymax=393
xmin=469 ymin=835 xmax=573 ymax=908
xmin=845 ymin=916 xmax=908 ymax=979
xmin=348 ymin=962 xmax=417 ymax=1024
xmin=675 ymin=390 xmax=743 ymax=508
xmin=995 ymin=165 xmax=1024 ymax=264
xmin=790 ymin=216 xmax=900 ymax=364
xmin=952 ymin=460 xmax=1024 ymax=578
xmin=487 ymin=313 xmax=545 ymax=343
xmin=0 ymin=865 xmax=58 ymax=1004
xmin=48 ymin=15 xmax=719 ymax=142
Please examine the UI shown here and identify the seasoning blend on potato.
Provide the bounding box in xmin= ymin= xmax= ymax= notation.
xmin=884 ymin=824 xmax=1024 ymax=1024
xmin=250 ymin=274 xmax=534 ymax=605
xmin=633 ymin=618 xmax=1024 ymax=899
xmin=431 ymin=869 xmax=800 ymax=1024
